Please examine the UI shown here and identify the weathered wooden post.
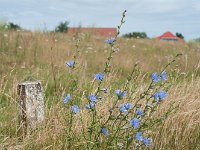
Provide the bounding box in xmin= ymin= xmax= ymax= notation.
xmin=17 ymin=81 xmax=44 ymax=136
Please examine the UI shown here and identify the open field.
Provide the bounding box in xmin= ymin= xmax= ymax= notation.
xmin=0 ymin=31 xmax=200 ymax=149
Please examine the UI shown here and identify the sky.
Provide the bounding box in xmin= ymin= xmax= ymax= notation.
xmin=0 ymin=0 xmax=200 ymax=40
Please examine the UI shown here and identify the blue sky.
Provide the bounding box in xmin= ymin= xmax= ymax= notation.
xmin=0 ymin=0 xmax=200 ymax=40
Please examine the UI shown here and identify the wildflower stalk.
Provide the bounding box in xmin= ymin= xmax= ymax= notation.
xmin=93 ymin=65 xmax=138 ymax=148
xmin=73 ymin=35 xmax=81 ymax=62
xmin=106 ymin=75 xmax=158 ymax=148
xmin=105 ymin=78 xmax=154 ymax=148
xmin=144 ymin=53 xmax=183 ymax=111
xmin=119 ymin=54 xmax=182 ymax=149
xmin=89 ymin=10 xmax=127 ymax=149
xmin=123 ymin=63 xmax=139 ymax=91
xmin=108 ymin=112 xmax=138 ymax=148
xmin=162 ymin=53 xmax=182 ymax=71
xmin=104 ymin=63 xmax=139 ymax=127
xmin=64 ymin=35 xmax=82 ymax=148
xmin=106 ymin=113 xmax=128 ymax=148
xmin=140 ymin=101 xmax=177 ymax=131
xmin=95 ymin=10 xmax=127 ymax=96
xmin=139 ymin=54 xmax=183 ymax=133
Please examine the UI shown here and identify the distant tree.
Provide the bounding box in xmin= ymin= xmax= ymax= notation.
xmin=176 ymin=32 xmax=184 ymax=39
xmin=55 ymin=21 xmax=69 ymax=33
xmin=123 ymin=32 xmax=147 ymax=39
xmin=0 ymin=22 xmax=21 ymax=31
xmin=8 ymin=22 xmax=21 ymax=30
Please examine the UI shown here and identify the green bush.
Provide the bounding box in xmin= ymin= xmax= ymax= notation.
xmin=0 ymin=21 xmax=21 ymax=31
xmin=176 ymin=32 xmax=184 ymax=39
xmin=55 ymin=21 xmax=69 ymax=33
xmin=123 ymin=32 xmax=148 ymax=38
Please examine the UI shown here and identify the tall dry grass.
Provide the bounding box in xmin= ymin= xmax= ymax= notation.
xmin=0 ymin=31 xmax=200 ymax=149
xmin=153 ymin=76 xmax=200 ymax=150
xmin=1 ymin=31 xmax=200 ymax=75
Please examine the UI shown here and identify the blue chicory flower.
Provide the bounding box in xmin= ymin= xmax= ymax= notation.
xmin=101 ymin=128 xmax=109 ymax=136
xmin=136 ymin=132 xmax=143 ymax=141
xmin=105 ymin=37 xmax=115 ymax=44
xmin=124 ymin=103 xmax=132 ymax=109
xmin=154 ymin=92 xmax=160 ymax=102
xmin=119 ymin=103 xmax=132 ymax=113
xmin=63 ymin=94 xmax=70 ymax=104
xmin=89 ymin=94 xmax=97 ymax=103
xmin=143 ymin=137 xmax=151 ymax=147
xmin=121 ymin=91 xmax=126 ymax=97
xmin=66 ymin=60 xmax=75 ymax=68
xmin=85 ymin=103 xmax=95 ymax=109
xmin=95 ymin=73 xmax=104 ymax=81
xmin=154 ymin=91 xmax=167 ymax=102
xmin=161 ymin=71 xmax=167 ymax=81
xmin=115 ymin=89 xmax=126 ymax=99
xmin=130 ymin=118 xmax=141 ymax=128
xmin=72 ymin=105 xmax=79 ymax=114
xmin=136 ymin=108 xmax=144 ymax=116
xmin=159 ymin=90 xmax=167 ymax=100
xmin=151 ymin=72 xmax=160 ymax=82
xmin=115 ymin=89 xmax=121 ymax=96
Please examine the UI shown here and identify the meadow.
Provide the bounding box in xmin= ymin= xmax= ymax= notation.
xmin=0 ymin=29 xmax=200 ymax=150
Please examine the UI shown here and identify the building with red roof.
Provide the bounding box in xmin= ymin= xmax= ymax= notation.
xmin=157 ymin=31 xmax=185 ymax=43
xmin=68 ymin=27 xmax=117 ymax=37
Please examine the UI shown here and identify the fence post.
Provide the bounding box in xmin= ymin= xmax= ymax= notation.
xmin=17 ymin=81 xmax=44 ymax=136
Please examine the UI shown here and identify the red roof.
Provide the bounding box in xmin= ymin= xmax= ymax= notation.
xmin=157 ymin=31 xmax=178 ymax=39
xmin=68 ymin=27 xmax=117 ymax=36
xmin=157 ymin=31 xmax=185 ymax=43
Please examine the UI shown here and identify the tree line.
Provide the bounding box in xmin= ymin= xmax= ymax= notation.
xmin=1 ymin=20 xmax=199 ymax=41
